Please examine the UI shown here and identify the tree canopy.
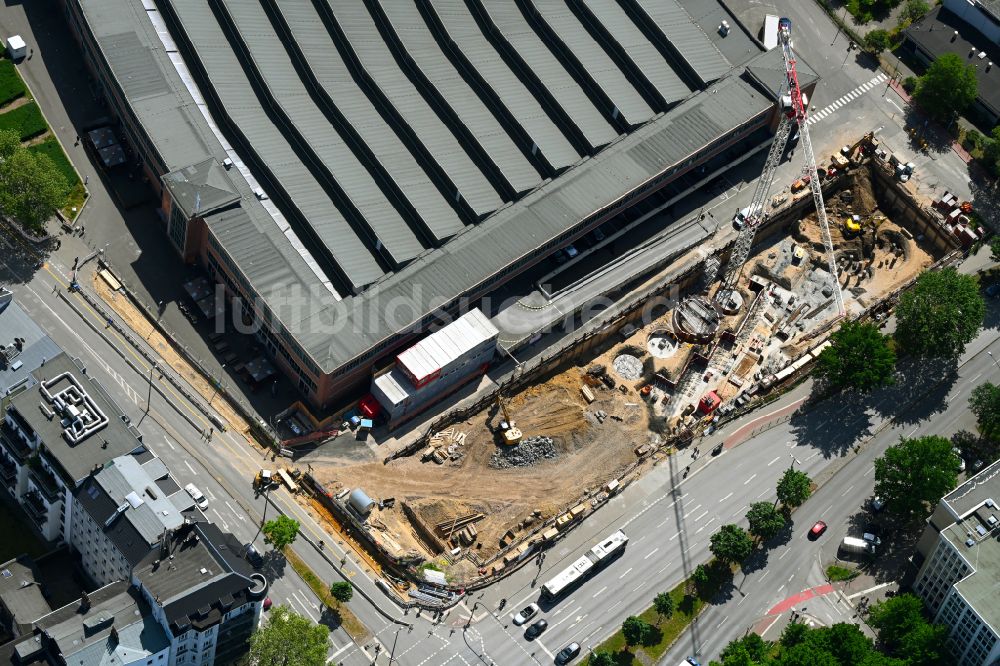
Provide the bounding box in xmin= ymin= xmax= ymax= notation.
xmin=329 ymin=581 xmax=353 ymax=603
xmin=776 ymin=467 xmax=812 ymax=509
xmin=970 ymin=382 xmax=1000 ymax=439
xmin=874 ymin=436 xmax=958 ymax=519
xmin=863 ymin=29 xmax=891 ymax=53
xmin=621 ymin=615 xmax=654 ymax=647
xmin=914 ymin=53 xmax=978 ymax=122
xmin=589 ymin=652 xmax=616 ymax=666
xmin=713 ymin=607 xmax=947 ymax=666
xmin=868 ymin=594 xmax=949 ymax=665
xmin=261 ymin=515 xmax=301 ymax=550
xmin=894 ymin=268 xmax=984 ymax=359
xmin=248 ymin=605 xmax=329 ymax=666
xmin=746 ymin=502 xmax=786 ymax=542
xmin=815 ymin=321 xmax=895 ymax=392
xmin=902 ymin=0 xmax=929 ymax=21
xmin=0 ymin=128 xmax=68 ymax=234
xmin=709 ymin=524 xmax=753 ymax=564
xmin=653 ymin=592 xmax=675 ymax=624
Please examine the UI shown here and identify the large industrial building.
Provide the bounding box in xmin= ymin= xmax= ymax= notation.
xmin=59 ymin=0 xmax=815 ymax=410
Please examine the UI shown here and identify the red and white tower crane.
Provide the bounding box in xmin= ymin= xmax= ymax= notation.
xmin=716 ymin=17 xmax=844 ymax=317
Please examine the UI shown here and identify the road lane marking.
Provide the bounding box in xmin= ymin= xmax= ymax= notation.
xmin=779 ymin=549 xmax=791 ymax=560
xmin=644 ymin=547 xmax=660 ymax=560
xmin=694 ymin=510 xmax=709 ymax=521
xmin=744 ymin=474 xmax=757 ymax=485
xmin=719 ymin=492 xmax=733 ymax=502
xmin=670 ymin=533 xmax=679 ymax=541
xmin=717 ymin=615 xmax=728 ymax=628
xmin=757 ymin=490 xmax=770 ymax=498
xmin=738 ymin=593 xmax=751 ymax=606
xmin=592 ymin=587 xmax=607 ymax=598
xmin=205 ymin=488 xmax=216 ymax=501
xmin=841 ymin=484 xmax=855 ymax=497
xmin=768 ymin=456 xmax=781 ymax=466
xmin=184 ymin=460 xmax=197 ymax=475
xmin=225 ymin=500 xmax=244 ymax=520
xmin=633 ymin=583 xmax=645 ymax=592
xmin=759 ymin=571 xmax=770 ymax=582
xmin=619 ymin=568 xmax=633 ymax=579
xmin=848 ymin=582 xmax=893 ymax=599
xmin=864 ymin=467 xmax=874 ymax=477
xmin=211 ymin=508 xmax=229 ymax=530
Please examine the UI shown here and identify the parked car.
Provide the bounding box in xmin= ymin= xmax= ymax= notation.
xmin=791 ymin=175 xmax=811 ymax=192
xmin=512 ymin=603 xmax=539 ymax=626
xmin=564 ymin=244 xmax=579 ymax=259
xmin=262 ymin=597 xmax=272 ymax=611
xmin=555 ymin=642 xmax=581 ymax=664
xmin=863 ymin=532 xmax=882 ymax=546
xmin=525 ymin=618 xmax=548 ymax=640
xmin=953 ymin=447 xmax=966 ymax=472
xmin=870 ymin=496 xmax=885 ymax=513
xmin=245 ymin=543 xmax=264 ymax=568
xmin=809 ymin=520 xmax=828 ymax=539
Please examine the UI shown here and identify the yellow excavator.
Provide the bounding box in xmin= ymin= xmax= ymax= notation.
xmin=494 ymin=394 xmax=522 ymax=446
xmin=844 ymin=213 xmax=885 ymax=236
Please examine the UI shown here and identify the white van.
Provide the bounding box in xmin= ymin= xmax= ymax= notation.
xmin=840 ymin=536 xmax=875 ymax=556
xmin=185 ymin=483 xmax=209 ymax=510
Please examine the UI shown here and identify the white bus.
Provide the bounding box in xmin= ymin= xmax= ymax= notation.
xmin=541 ymin=530 xmax=628 ymax=600
xmin=763 ymin=14 xmax=780 ymax=50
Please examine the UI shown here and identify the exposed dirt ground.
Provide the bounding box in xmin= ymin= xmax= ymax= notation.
xmin=311 ymin=368 xmax=655 ymax=569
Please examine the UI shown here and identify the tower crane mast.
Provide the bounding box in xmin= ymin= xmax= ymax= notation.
xmin=716 ymin=18 xmax=844 ymax=317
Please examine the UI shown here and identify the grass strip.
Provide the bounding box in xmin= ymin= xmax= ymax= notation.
xmin=826 ymin=564 xmax=860 ymax=582
xmin=283 ymin=546 xmax=372 ymax=643
xmin=0 ymin=59 xmax=27 ymax=107
xmin=591 ymin=561 xmax=731 ymax=664
xmin=0 ymin=100 xmax=47 ymax=140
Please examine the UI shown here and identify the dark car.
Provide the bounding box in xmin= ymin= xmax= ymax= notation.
xmin=525 ymin=619 xmax=548 ymax=640
xmin=555 ymin=642 xmax=581 ymax=664
xmin=245 ymin=544 xmax=264 ymax=568
xmin=809 ymin=521 xmax=827 ymax=540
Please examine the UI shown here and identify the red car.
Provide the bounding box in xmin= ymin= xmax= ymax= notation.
xmin=809 ymin=521 xmax=827 ymax=539
xmin=262 ymin=598 xmax=272 ymax=611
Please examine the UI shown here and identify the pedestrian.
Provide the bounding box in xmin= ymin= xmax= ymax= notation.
xmin=74 ymin=135 xmax=80 ymax=145
xmin=84 ymin=175 xmax=89 ymax=186
xmin=29 ymin=48 xmax=33 ymax=59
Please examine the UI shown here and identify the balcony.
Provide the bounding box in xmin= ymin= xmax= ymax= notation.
xmin=0 ymin=456 xmax=17 ymax=483
xmin=21 ymin=490 xmax=50 ymax=526
xmin=0 ymin=422 xmax=32 ymax=462
xmin=28 ymin=462 xmax=62 ymax=503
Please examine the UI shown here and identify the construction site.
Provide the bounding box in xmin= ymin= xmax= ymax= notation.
xmin=293 ymin=141 xmax=967 ymax=589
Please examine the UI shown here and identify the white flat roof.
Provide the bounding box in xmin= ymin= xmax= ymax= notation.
xmin=397 ymin=308 xmax=498 ymax=382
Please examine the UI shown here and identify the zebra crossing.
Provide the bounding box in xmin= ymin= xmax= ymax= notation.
xmin=806 ymin=73 xmax=888 ymax=125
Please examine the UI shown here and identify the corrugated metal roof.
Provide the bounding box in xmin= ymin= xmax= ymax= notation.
xmin=373 ymin=369 xmax=410 ymax=407
xmin=78 ymin=0 xmax=220 ymax=173
xmin=428 ymin=0 xmax=580 ymax=171
xmin=528 ymin=0 xmax=655 ymax=127
xmin=327 ymin=0 xmax=505 ymax=218
xmin=630 ymin=0 xmax=733 ymax=86
xmin=677 ymin=0 xmax=762 ymax=69
xmin=306 ymin=75 xmax=771 ymax=372
xmin=476 ymin=1 xmax=620 ymax=151
xmin=577 ymin=0 xmax=691 ymax=106
xmin=379 ymin=2 xmax=542 ymax=195
xmin=169 ymin=0 xmax=385 ymax=289
xmin=223 ymin=0 xmax=426 ymax=264
xmin=397 ymin=308 xmax=497 ymax=381
xmin=272 ymin=0 xmax=466 ymax=244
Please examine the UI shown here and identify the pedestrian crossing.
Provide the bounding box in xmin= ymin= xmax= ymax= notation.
xmin=805 ymin=73 xmax=888 ymax=125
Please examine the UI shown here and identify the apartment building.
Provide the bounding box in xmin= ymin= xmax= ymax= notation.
xmin=912 ymin=458 xmax=1000 ymax=665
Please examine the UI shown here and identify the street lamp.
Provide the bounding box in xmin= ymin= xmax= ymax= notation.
xmin=789 ymin=453 xmax=801 ymax=467
xmin=988 ymin=351 xmax=1000 ymax=373
xmin=386 ymin=627 xmax=401 ymax=664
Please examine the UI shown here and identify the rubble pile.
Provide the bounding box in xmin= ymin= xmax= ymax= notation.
xmin=489 ymin=435 xmax=558 ymax=469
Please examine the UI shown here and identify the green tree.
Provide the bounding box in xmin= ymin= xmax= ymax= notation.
xmin=913 ymin=53 xmax=978 ymax=122
xmin=248 ymin=605 xmax=329 ymax=666
xmin=990 ymin=238 xmax=1000 ymax=262
xmin=0 ymin=128 xmax=20 ymax=158
xmin=985 ymin=126 xmax=1000 ymax=176
xmin=717 ymin=643 xmax=753 ymax=666
xmin=261 ymin=515 xmax=300 ymax=550
xmin=902 ymin=0 xmax=929 ymax=21
xmin=776 ymin=467 xmax=812 ymax=509
xmin=692 ymin=563 xmax=711 ymax=595
xmin=622 ymin=615 xmax=653 ymax=647
xmin=653 ymin=591 xmax=675 ymax=624
xmin=896 ymin=620 xmax=949 ymax=665
xmin=874 ymin=437 xmax=958 ymax=519
xmin=588 ymin=652 xmax=616 ymax=666
xmin=863 ymin=29 xmax=891 ymax=53
xmin=746 ymin=501 xmax=786 ymax=542
xmin=720 ymin=634 xmax=769 ymax=662
xmin=868 ymin=593 xmax=925 ymax=650
xmin=826 ymin=622 xmax=876 ymax=665
xmin=970 ymin=382 xmax=1000 ymax=438
xmin=780 ymin=621 xmax=810 ymax=647
xmin=815 ymin=321 xmax=895 ymax=391
xmin=0 ymin=142 xmax=68 ymax=234
xmin=895 ymin=268 xmax=984 ymax=359
xmin=329 ymin=581 xmax=353 ymax=603
xmin=709 ymin=524 xmax=753 ymax=564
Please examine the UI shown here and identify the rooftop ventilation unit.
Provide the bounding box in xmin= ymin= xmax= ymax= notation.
xmin=987 ymin=499 xmax=996 ymax=508
xmin=966 ymin=538 xmax=975 ymax=547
